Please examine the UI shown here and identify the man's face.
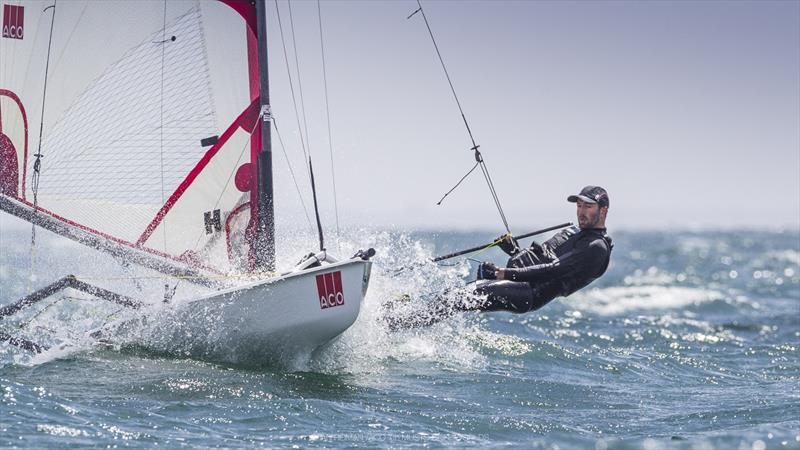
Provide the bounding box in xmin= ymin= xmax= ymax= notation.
xmin=576 ymin=199 xmax=601 ymax=229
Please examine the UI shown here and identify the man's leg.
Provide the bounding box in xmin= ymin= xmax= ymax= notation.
xmin=468 ymin=280 xmax=536 ymax=313
xmin=384 ymin=280 xmax=544 ymax=330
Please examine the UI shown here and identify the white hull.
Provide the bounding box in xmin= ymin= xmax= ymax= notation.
xmin=142 ymin=259 xmax=372 ymax=365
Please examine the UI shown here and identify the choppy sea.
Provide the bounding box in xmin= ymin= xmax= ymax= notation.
xmin=1 ymin=226 xmax=798 ymax=449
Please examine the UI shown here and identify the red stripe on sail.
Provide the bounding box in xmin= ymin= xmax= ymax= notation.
xmin=219 ymin=0 xmax=257 ymax=34
xmin=136 ymin=99 xmax=259 ymax=246
xmin=224 ymin=201 xmax=250 ymax=263
xmin=0 ymin=89 xmax=28 ymax=200
xmin=244 ymin=9 xmax=261 ymax=271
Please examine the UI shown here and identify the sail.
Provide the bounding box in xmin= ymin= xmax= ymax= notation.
xmin=0 ymin=0 xmax=262 ymax=274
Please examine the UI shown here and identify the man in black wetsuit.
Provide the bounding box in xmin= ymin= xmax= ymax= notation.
xmin=386 ymin=186 xmax=613 ymax=329
xmin=474 ymin=185 xmax=613 ymax=314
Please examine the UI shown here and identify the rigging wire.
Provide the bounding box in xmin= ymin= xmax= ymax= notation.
xmin=272 ymin=118 xmax=315 ymax=231
xmin=286 ymin=0 xmax=314 ymax=171
xmin=158 ymin=0 xmax=170 ymax=292
xmin=274 ymin=0 xmax=325 ymax=251
xmin=159 ymin=0 xmax=168 ymax=252
xmin=272 ymin=0 xmax=310 ymax=166
xmin=409 ymin=0 xmax=512 ymax=233
xmin=436 ymin=161 xmax=479 ymax=206
xmin=29 ymin=1 xmax=58 ymax=289
xmin=316 ymin=0 xmax=341 ymax=250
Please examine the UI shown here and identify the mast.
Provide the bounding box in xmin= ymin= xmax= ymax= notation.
xmin=254 ymin=0 xmax=275 ymax=272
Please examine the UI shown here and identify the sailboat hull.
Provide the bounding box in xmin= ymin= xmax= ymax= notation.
xmin=149 ymin=259 xmax=372 ymax=365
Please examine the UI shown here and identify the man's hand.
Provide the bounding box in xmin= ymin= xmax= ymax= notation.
xmin=477 ymin=261 xmax=497 ymax=280
xmin=529 ymin=240 xmax=545 ymax=257
xmin=496 ymin=234 xmax=519 ymax=256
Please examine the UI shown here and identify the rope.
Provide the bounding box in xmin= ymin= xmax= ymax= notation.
xmin=469 ymin=232 xmax=513 ymax=258
xmin=30 ymin=1 xmax=58 ymax=290
xmin=436 ymin=161 xmax=478 ymax=205
xmin=316 ymin=0 xmax=342 ymax=250
xmin=410 ymin=0 xmax=512 ymax=233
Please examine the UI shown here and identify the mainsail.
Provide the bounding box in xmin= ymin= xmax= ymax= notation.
xmin=0 ymin=0 xmax=270 ymax=275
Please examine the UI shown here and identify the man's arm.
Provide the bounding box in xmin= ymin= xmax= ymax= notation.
xmin=498 ymin=239 xmax=606 ymax=283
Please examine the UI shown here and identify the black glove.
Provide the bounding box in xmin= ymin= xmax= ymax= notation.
xmin=496 ymin=235 xmax=519 ymax=256
xmin=477 ymin=261 xmax=497 ymax=280
xmin=529 ymin=240 xmax=544 ymax=256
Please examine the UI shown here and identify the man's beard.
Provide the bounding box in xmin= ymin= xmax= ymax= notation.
xmin=580 ymin=212 xmax=599 ymax=228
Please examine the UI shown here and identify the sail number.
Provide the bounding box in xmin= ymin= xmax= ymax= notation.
xmin=2 ymin=5 xmax=24 ymax=40
xmin=315 ymin=271 xmax=345 ymax=309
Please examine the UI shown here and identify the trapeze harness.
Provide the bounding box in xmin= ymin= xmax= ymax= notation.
xmin=470 ymin=226 xmax=613 ymax=313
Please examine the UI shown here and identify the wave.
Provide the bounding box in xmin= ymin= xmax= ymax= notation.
xmin=562 ymin=285 xmax=728 ymax=316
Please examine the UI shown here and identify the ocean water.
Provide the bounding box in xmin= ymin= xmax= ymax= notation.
xmin=0 ymin=226 xmax=798 ymax=449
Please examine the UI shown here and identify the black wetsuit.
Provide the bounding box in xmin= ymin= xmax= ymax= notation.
xmin=473 ymin=226 xmax=613 ymax=313
xmin=384 ymin=226 xmax=612 ymax=330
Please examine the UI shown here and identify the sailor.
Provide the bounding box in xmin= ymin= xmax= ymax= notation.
xmin=385 ymin=186 xmax=613 ymax=329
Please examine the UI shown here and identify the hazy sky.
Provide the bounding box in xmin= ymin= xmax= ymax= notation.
xmin=263 ymin=0 xmax=799 ymax=232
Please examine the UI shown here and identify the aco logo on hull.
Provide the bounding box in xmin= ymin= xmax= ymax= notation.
xmin=2 ymin=4 xmax=24 ymax=40
xmin=315 ymin=271 xmax=344 ymax=309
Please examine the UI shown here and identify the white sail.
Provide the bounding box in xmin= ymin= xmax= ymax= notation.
xmin=0 ymin=0 xmax=259 ymax=274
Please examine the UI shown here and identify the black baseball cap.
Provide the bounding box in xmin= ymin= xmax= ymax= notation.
xmin=568 ymin=186 xmax=609 ymax=207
